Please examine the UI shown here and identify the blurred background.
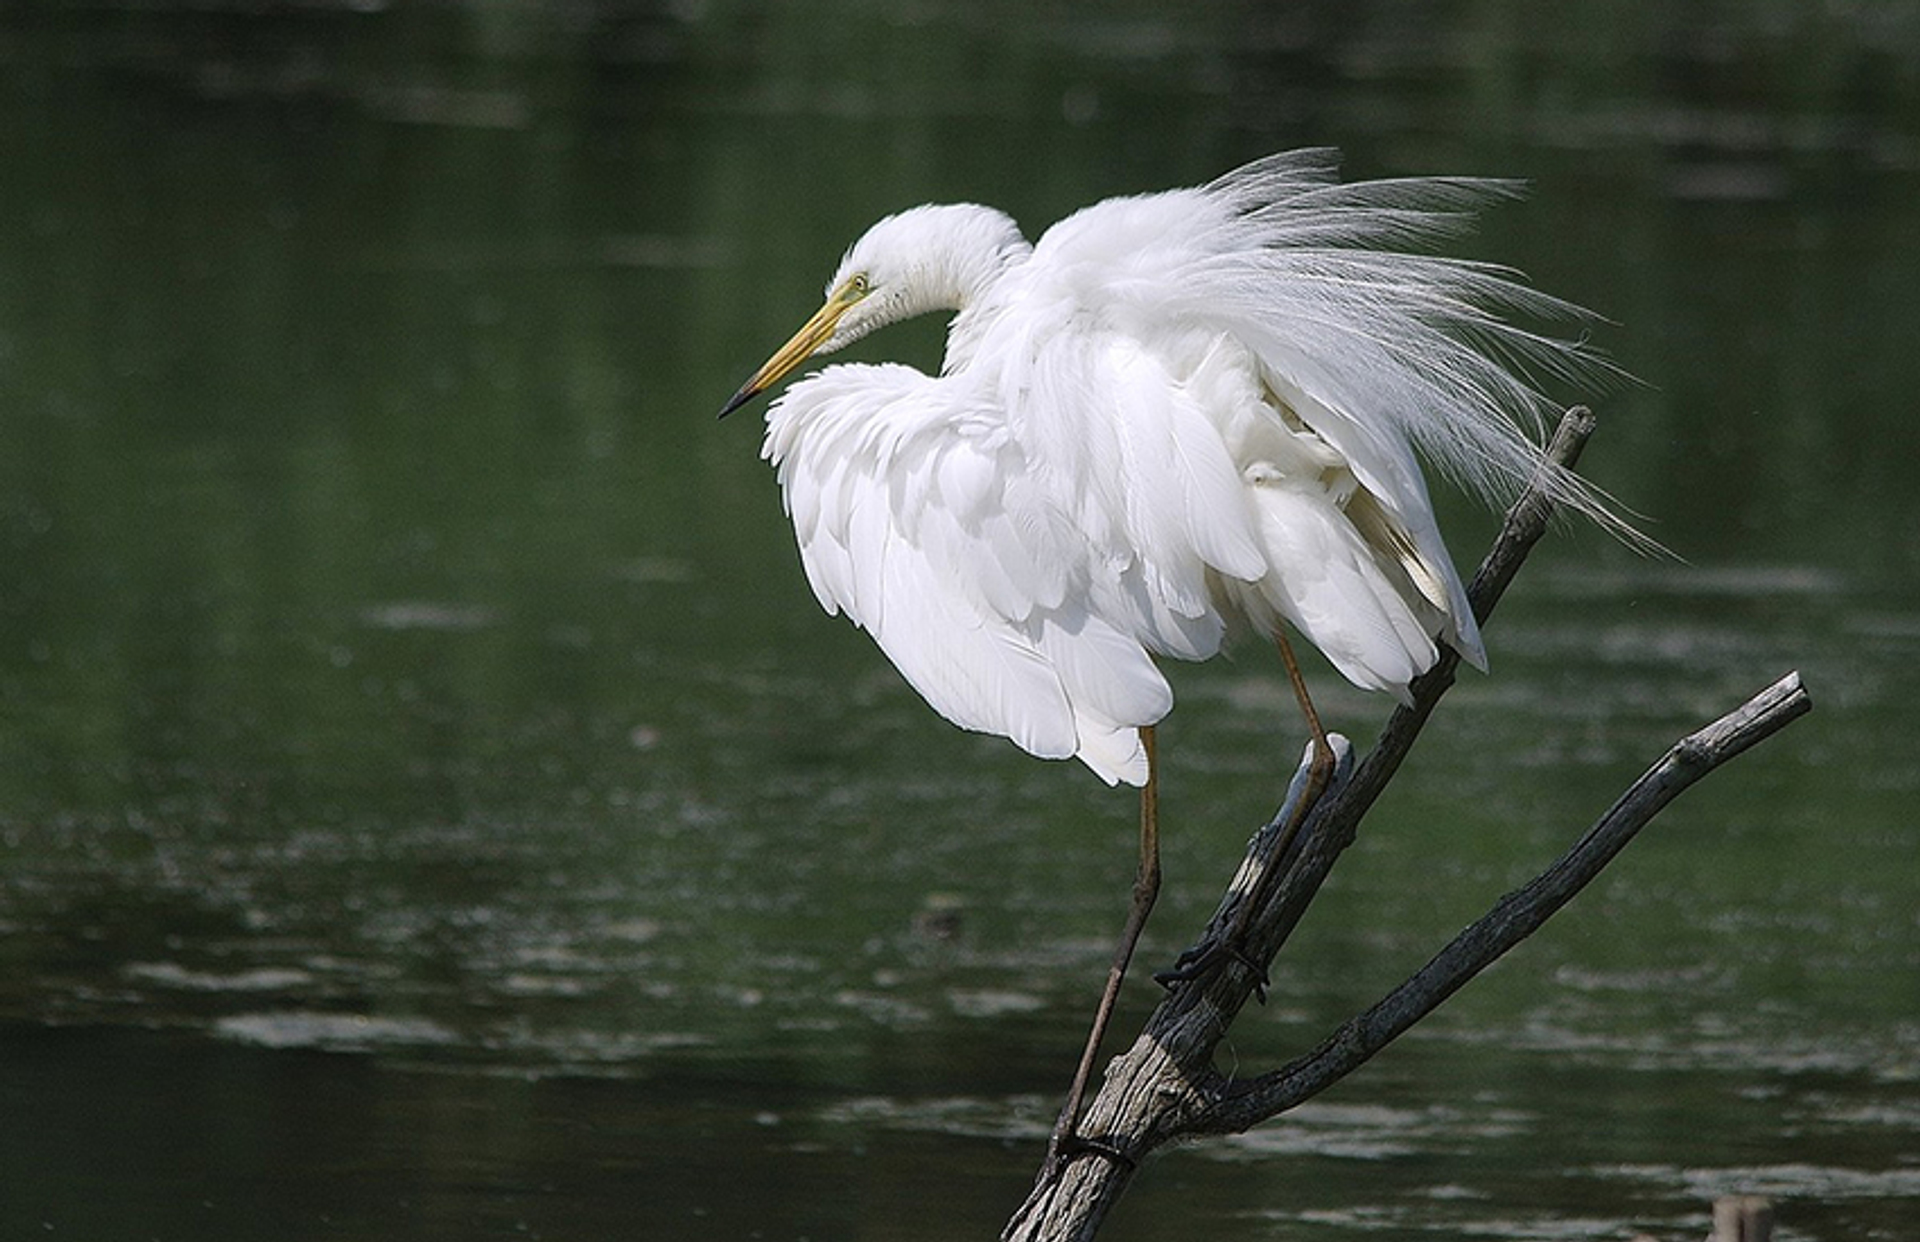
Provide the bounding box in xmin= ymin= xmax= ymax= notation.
xmin=2 ymin=2 xmax=1916 ymax=1239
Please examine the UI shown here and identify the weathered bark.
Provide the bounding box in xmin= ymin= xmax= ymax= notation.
xmin=1001 ymin=408 xmax=1814 ymax=1241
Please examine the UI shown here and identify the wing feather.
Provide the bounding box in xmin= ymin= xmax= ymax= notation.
xmin=761 ymin=362 xmax=1169 ymax=785
xmin=995 ymin=150 xmax=1579 ymax=679
xmin=1242 ymin=477 xmax=1438 ymax=702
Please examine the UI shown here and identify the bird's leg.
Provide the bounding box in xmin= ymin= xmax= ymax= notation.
xmin=1275 ymin=629 xmax=1337 ymax=810
xmin=1155 ymin=629 xmax=1333 ymax=991
xmin=1046 ymin=725 xmax=1160 ymax=1168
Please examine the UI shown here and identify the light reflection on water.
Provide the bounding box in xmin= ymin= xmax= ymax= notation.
xmin=7 ymin=463 xmax=1916 ymax=1240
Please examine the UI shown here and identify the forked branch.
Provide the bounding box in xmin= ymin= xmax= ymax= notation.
xmin=1191 ymin=668 xmax=1809 ymax=1136
xmin=1001 ymin=408 xmax=1813 ymax=1241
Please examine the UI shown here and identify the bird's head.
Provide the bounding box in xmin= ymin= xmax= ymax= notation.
xmin=718 ymin=204 xmax=1026 ymax=418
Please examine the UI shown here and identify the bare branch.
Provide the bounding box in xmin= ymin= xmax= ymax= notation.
xmin=1189 ymin=670 xmax=1811 ymax=1136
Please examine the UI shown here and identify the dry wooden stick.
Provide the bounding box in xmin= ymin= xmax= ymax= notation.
xmin=1190 ymin=668 xmax=1808 ymax=1136
xmin=1001 ymin=408 xmax=1813 ymax=1241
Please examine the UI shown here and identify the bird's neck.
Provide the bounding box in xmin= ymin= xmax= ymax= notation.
xmin=914 ymin=210 xmax=1027 ymax=315
xmin=920 ymin=211 xmax=1029 ymax=371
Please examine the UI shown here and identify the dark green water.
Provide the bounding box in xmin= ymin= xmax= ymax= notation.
xmin=3 ymin=3 xmax=1917 ymax=1239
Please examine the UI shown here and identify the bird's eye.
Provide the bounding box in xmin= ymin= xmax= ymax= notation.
xmin=849 ymin=273 xmax=871 ymax=297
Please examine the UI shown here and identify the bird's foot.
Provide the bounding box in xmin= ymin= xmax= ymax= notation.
xmin=1045 ymin=1129 xmax=1137 ymax=1175
xmin=1153 ymin=935 xmax=1270 ymax=1002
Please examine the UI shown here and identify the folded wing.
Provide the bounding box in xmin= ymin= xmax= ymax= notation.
xmin=763 ymin=363 xmax=1172 ymax=785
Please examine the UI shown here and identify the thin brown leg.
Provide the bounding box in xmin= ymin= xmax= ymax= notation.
xmin=1155 ymin=628 xmax=1333 ymax=990
xmin=1274 ymin=629 xmax=1335 ymax=813
xmin=1047 ymin=724 xmax=1160 ymax=1167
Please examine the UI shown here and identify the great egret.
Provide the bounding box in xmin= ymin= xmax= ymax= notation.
xmin=719 ymin=149 xmax=1625 ymax=1156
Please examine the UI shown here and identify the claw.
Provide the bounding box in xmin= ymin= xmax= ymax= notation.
xmin=1154 ymin=937 xmax=1270 ymax=1000
xmin=1048 ymin=1131 xmax=1138 ymax=1173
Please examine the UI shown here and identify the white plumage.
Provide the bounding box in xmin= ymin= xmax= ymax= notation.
xmin=727 ymin=150 xmax=1624 ymax=787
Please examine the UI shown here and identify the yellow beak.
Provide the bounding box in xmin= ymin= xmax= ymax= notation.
xmin=717 ymin=281 xmax=863 ymax=419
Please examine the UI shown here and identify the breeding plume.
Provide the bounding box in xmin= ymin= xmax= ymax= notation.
xmin=719 ymin=149 xmax=1622 ymax=1154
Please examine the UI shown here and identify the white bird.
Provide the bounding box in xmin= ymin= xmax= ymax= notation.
xmin=719 ymin=149 xmax=1626 ymax=1158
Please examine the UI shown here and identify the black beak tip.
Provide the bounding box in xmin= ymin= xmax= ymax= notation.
xmin=716 ymin=382 xmax=760 ymax=421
